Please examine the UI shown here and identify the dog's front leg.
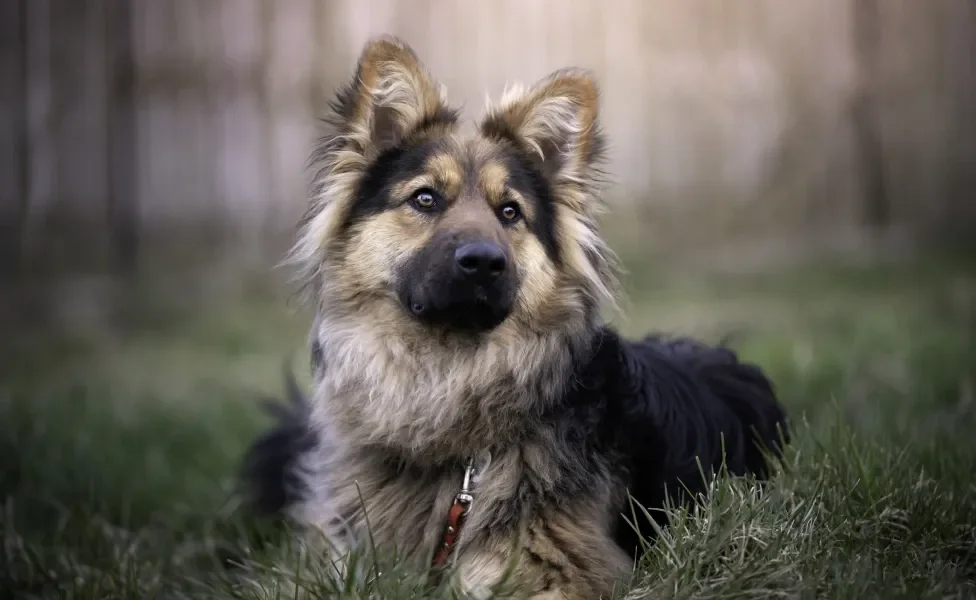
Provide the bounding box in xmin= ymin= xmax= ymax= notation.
xmin=451 ymin=514 xmax=631 ymax=600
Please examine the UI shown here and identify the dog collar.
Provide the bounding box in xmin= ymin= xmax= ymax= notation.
xmin=431 ymin=456 xmax=477 ymax=570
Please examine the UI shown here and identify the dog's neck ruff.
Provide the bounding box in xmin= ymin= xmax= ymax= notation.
xmin=311 ymin=306 xmax=595 ymax=463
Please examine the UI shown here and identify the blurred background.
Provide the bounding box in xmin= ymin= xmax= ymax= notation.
xmin=1 ymin=3 xmax=975 ymax=597
xmin=1 ymin=0 xmax=975 ymax=328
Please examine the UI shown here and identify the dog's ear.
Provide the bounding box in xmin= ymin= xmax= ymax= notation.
xmin=479 ymin=69 xmax=617 ymax=309
xmin=480 ymin=69 xmax=605 ymax=205
xmin=336 ymin=37 xmax=456 ymax=152
xmin=291 ymin=37 xmax=457 ymax=278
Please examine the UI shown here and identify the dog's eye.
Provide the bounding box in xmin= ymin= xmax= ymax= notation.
xmin=409 ymin=189 xmax=440 ymax=212
xmin=498 ymin=202 xmax=521 ymax=223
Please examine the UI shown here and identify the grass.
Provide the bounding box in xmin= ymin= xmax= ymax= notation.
xmin=1 ymin=252 xmax=974 ymax=599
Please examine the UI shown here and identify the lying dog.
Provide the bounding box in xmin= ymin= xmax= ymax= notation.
xmin=242 ymin=37 xmax=790 ymax=599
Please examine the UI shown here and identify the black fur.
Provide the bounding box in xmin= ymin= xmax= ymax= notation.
xmin=239 ymin=370 xmax=318 ymax=518
xmin=240 ymin=327 xmax=789 ymax=559
xmin=498 ymin=144 xmax=562 ymax=262
xmin=344 ymin=138 xmax=442 ymax=226
xmin=596 ymin=331 xmax=790 ymax=555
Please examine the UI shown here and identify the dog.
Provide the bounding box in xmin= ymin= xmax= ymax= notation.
xmin=240 ymin=37 xmax=790 ymax=599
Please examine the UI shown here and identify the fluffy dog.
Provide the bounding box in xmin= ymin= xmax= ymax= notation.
xmin=241 ymin=37 xmax=790 ymax=599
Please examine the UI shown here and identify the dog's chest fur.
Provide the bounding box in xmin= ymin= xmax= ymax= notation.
xmin=295 ymin=382 xmax=633 ymax=597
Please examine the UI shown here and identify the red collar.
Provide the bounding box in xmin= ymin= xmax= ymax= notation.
xmin=431 ymin=458 xmax=477 ymax=570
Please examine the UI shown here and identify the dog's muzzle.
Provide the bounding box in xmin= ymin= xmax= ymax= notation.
xmin=397 ymin=236 xmax=517 ymax=333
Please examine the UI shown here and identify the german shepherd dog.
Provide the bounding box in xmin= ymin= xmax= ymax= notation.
xmin=242 ymin=37 xmax=790 ymax=599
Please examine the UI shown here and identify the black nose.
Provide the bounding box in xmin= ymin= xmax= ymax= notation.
xmin=455 ymin=242 xmax=507 ymax=281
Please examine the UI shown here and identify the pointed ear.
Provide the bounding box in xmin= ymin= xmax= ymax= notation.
xmin=480 ymin=68 xmax=605 ymax=199
xmin=290 ymin=38 xmax=455 ymax=293
xmin=479 ymin=70 xmax=618 ymax=310
xmin=336 ymin=37 xmax=456 ymax=153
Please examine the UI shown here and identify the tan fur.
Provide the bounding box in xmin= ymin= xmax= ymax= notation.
xmin=288 ymin=38 xmax=451 ymax=297
xmin=286 ymin=37 xmax=632 ymax=598
xmin=482 ymin=69 xmax=619 ymax=315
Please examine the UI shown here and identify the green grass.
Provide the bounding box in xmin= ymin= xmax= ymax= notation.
xmin=1 ymin=254 xmax=975 ymax=599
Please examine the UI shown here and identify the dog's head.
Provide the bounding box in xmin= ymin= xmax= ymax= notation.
xmin=293 ymin=37 xmax=617 ymax=343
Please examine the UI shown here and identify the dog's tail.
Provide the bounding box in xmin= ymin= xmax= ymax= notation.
xmin=239 ymin=367 xmax=318 ymax=519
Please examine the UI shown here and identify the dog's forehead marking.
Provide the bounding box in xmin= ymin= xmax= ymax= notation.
xmin=423 ymin=151 xmax=464 ymax=199
xmin=418 ymin=136 xmax=512 ymax=197
xmin=477 ymin=160 xmax=509 ymax=201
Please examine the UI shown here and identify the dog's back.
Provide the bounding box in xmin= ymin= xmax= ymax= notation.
xmin=636 ymin=334 xmax=789 ymax=476
xmin=612 ymin=333 xmax=789 ymax=552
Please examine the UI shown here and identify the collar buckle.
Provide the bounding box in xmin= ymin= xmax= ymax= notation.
xmin=431 ymin=456 xmax=482 ymax=572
